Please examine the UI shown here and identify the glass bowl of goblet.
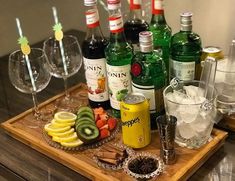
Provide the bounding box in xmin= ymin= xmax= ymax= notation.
xmin=43 ymin=35 xmax=83 ymax=113
xmin=9 ymin=48 xmax=52 ymax=128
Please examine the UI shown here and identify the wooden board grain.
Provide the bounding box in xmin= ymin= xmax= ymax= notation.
xmin=1 ymin=83 xmax=228 ymax=181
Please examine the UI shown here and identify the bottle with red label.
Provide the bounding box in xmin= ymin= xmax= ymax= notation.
xmin=105 ymin=0 xmax=133 ymax=118
xmin=82 ymin=0 xmax=110 ymax=109
xmin=150 ymin=0 xmax=171 ymax=81
xmin=124 ymin=0 xmax=149 ymax=52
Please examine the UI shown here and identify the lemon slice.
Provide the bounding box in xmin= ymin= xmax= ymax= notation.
xmin=48 ymin=128 xmax=75 ymax=137
xmin=52 ymin=132 xmax=78 ymax=143
xmin=54 ymin=112 xmax=77 ymax=122
xmin=51 ymin=119 xmax=75 ymax=128
xmin=44 ymin=123 xmax=71 ymax=133
xmin=60 ymin=139 xmax=83 ymax=147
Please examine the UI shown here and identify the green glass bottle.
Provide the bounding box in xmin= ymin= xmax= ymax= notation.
xmin=131 ymin=31 xmax=166 ymax=129
xmin=105 ymin=0 xmax=133 ymax=118
xmin=149 ymin=0 xmax=171 ymax=80
xmin=170 ymin=12 xmax=202 ymax=81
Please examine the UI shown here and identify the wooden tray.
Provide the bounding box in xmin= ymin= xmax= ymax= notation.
xmin=1 ymin=83 xmax=228 ymax=181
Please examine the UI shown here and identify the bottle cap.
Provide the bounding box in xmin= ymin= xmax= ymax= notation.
xmin=84 ymin=0 xmax=97 ymax=6
xmin=139 ymin=31 xmax=153 ymax=52
xmin=180 ymin=12 xmax=193 ymax=31
xmin=107 ymin=0 xmax=121 ymax=10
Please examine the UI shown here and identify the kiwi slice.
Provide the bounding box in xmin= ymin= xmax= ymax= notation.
xmin=76 ymin=123 xmax=99 ymax=143
xmin=75 ymin=116 xmax=94 ymax=124
xmin=75 ymin=118 xmax=95 ymax=129
xmin=77 ymin=111 xmax=94 ymax=120
xmin=77 ymin=106 xmax=93 ymax=115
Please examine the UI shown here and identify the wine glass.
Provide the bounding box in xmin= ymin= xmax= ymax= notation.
xmin=43 ymin=35 xmax=83 ymax=113
xmin=8 ymin=48 xmax=52 ymax=128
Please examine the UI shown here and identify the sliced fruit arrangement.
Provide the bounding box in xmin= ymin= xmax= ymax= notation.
xmin=44 ymin=111 xmax=83 ymax=148
xmin=44 ymin=107 xmax=118 ymax=148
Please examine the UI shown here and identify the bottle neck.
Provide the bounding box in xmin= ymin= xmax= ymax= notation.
xmin=85 ymin=7 xmax=104 ymax=38
xmin=109 ymin=31 xmax=127 ymax=43
xmin=129 ymin=0 xmax=142 ymax=19
xmin=151 ymin=0 xmax=166 ymax=23
xmin=140 ymin=44 xmax=153 ymax=53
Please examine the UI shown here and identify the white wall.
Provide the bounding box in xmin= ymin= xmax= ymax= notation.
xmin=0 ymin=0 xmax=234 ymax=57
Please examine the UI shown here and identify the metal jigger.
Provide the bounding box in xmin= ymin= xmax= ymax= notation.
xmin=156 ymin=115 xmax=177 ymax=165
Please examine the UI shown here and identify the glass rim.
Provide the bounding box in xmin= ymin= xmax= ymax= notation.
xmin=9 ymin=48 xmax=46 ymax=61
xmin=163 ymin=80 xmax=216 ymax=106
xmin=43 ymin=34 xmax=79 ymax=48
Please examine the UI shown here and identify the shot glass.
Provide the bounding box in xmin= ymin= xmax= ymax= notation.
xmin=156 ymin=115 xmax=177 ymax=165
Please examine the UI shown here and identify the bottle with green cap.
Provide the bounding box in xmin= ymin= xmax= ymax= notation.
xmin=170 ymin=12 xmax=202 ymax=81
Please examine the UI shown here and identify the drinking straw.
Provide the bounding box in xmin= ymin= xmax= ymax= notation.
xmin=52 ymin=6 xmax=68 ymax=76
xmin=16 ymin=18 xmax=37 ymax=92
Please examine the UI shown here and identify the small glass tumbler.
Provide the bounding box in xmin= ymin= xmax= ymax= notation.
xmin=156 ymin=115 xmax=177 ymax=165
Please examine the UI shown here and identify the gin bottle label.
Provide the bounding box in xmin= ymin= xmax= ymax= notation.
xmin=132 ymin=83 xmax=156 ymax=113
xmin=170 ymin=59 xmax=195 ymax=81
xmin=84 ymin=57 xmax=109 ymax=102
xmin=106 ymin=64 xmax=131 ymax=110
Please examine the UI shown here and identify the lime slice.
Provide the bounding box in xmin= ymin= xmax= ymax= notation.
xmin=51 ymin=119 xmax=75 ymax=128
xmin=44 ymin=123 xmax=71 ymax=133
xmin=47 ymin=128 xmax=75 ymax=137
xmin=60 ymin=139 xmax=83 ymax=147
xmin=54 ymin=111 xmax=77 ymax=122
xmin=52 ymin=132 xmax=78 ymax=143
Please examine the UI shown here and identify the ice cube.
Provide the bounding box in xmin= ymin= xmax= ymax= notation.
xmin=177 ymin=105 xmax=200 ymax=123
xmin=177 ymin=122 xmax=197 ymax=139
xmin=183 ymin=85 xmax=204 ymax=98
xmin=190 ymin=114 xmax=211 ymax=133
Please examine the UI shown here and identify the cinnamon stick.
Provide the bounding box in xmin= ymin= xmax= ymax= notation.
xmin=98 ymin=158 xmax=118 ymax=165
xmin=95 ymin=151 xmax=118 ymax=159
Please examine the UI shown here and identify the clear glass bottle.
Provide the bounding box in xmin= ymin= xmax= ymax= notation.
xmin=105 ymin=0 xmax=133 ymax=118
xmin=131 ymin=31 xmax=166 ymax=129
xmin=82 ymin=0 xmax=110 ymax=109
xmin=149 ymin=0 xmax=171 ymax=81
xmin=124 ymin=0 xmax=149 ymax=52
xmin=170 ymin=12 xmax=202 ymax=81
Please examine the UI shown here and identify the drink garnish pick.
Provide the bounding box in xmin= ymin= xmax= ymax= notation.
xmin=16 ymin=18 xmax=36 ymax=92
xmin=52 ymin=6 xmax=68 ymax=76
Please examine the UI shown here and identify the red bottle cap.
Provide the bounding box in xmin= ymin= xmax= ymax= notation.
xmin=152 ymin=0 xmax=164 ymax=15
xmin=130 ymin=0 xmax=141 ymax=10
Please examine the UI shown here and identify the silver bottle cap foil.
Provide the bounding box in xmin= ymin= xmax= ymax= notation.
xmin=180 ymin=12 xmax=193 ymax=31
xmin=139 ymin=31 xmax=153 ymax=53
xmin=84 ymin=0 xmax=97 ymax=6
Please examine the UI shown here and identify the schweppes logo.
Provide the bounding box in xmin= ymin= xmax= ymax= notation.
xmin=122 ymin=117 xmax=140 ymax=127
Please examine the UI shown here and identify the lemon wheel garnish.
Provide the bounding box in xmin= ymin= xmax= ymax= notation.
xmin=51 ymin=119 xmax=75 ymax=128
xmin=52 ymin=132 xmax=78 ymax=143
xmin=60 ymin=139 xmax=83 ymax=147
xmin=47 ymin=128 xmax=75 ymax=137
xmin=54 ymin=112 xmax=77 ymax=122
xmin=44 ymin=123 xmax=71 ymax=133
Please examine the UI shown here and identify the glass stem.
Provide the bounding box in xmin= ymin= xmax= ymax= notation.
xmin=63 ymin=77 xmax=70 ymax=100
xmin=32 ymin=92 xmax=40 ymax=119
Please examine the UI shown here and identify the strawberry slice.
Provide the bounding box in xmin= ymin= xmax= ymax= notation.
xmin=107 ymin=118 xmax=117 ymax=131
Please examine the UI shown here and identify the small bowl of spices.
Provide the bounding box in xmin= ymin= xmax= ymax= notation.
xmin=124 ymin=152 xmax=164 ymax=180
